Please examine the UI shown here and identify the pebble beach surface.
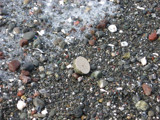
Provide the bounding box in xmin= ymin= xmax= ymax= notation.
xmin=0 ymin=0 xmax=160 ymax=120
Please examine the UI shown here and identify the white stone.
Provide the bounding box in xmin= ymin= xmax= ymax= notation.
xmin=116 ymin=87 xmax=123 ymax=90
xmin=137 ymin=6 xmax=145 ymax=10
xmin=121 ymin=41 xmax=128 ymax=47
xmin=108 ymin=24 xmax=117 ymax=33
xmin=73 ymin=56 xmax=90 ymax=74
xmin=37 ymin=30 xmax=45 ymax=36
xmin=66 ymin=64 xmax=73 ymax=69
xmin=140 ymin=57 xmax=147 ymax=66
xmin=157 ymin=29 xmax=160 ymax=35
xmin=17 ymin=100 xmax=26 ymax=110
xmin=41 ymin=108 xmax=48 ymax=115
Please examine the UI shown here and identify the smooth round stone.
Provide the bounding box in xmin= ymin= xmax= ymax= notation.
xmin=23 ymin=31 xmax=35 ymax=40
xmin=20 ymin=112 xmax=27 ymax=119
xmin=73 ymin=56 xmax=90 ymax=74
xmin=91 ymin=71 xmax=102 ymax=79
xmin=98 ymin=79 xmax=107 ymax=88
xmin=135 ymin=100 xmax=149 ymax=111
xmin=148 ymin=110 xmax=154 ymax=117
xmin=33 ymin=98 xmax=45 ymax=109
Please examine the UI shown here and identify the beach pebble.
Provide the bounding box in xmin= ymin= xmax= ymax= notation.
xmin=142 ymin=83 xmax=152 ymax=96
xmin=140 ymin=57 xmax=147 ymax=66
xmin=17 ymin=100 xmax=26 ymax=110
xmin=73 ymin=56 xmax=90 ymax=74
xmin=8 ymin=60 xmax=21 ymax=72
xmin=108 ymin=24 xmax=117 ymax=33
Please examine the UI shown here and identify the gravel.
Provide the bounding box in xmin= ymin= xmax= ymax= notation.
xmin=0 ymin=0 xmax=160 ymax=119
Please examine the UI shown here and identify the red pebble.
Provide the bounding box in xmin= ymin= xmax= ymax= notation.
xmin=19 ymin=75 xmax=31 ymax=84
xmin=74 ymin=20 xmax=80 ymax=26
xmin=21 ymin=70 xmax=30 ymax=76
xmin=149 ymin=32 xmax=158 ymax=41
xmin=142 ymin=83 xmax=152 ymax=96
xmin=17 ymin=90 xmax=25 ymax=97
xmin=20 ymin=39 xmax=28 ymax=47
xmin=0 ymin=52 xmax=3 ymax=56
xmin=8 ymin=60 xmax=21 ymax=72
xmin=96 ymin=19 xmax=108 ymax=30
xmin=89 ymin=40 xmax=95 ymax=46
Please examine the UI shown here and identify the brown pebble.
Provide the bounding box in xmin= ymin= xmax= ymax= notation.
xmin=17 ymin=90 xmax=25 ymax=97
xmin=21 ymin=70 xmax=30 ymax=76
xmin=32 ymin=78 xmax=39 ymax=82
xmin=19 ymin=75 xmax=31 ymax=84
xmin=90 ymin=30 xmax=95 ymax=35
xmin=34 ymin=91 xmax=40 ymax=97
xmin=8 ymin=60 xmax=21 ymax=72
xmin=20 ymin=39 xmax=28 ymax=47
xmin=72 ymin=73 xmax=79 ymax=79
xmin=0 ymin=98 xmax=3 ymax=103
xmin=80 ymin=26 xmax=86 ymax=32
xmin=0 ymin=51 xmax=3 ymax=56
xmin=96 ymin=19 xmax=108 ymax=30
xmin=149 ymin=32 xmax=158 ymax=41
xmin=142 ymin=83 xmax=152 ymax=96
xmin=0 ymin=56 xmax=5 ymax=59
xmin=89 ymin=40 xmax=95 ymax=46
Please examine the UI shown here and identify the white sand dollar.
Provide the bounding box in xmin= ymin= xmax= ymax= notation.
xmin=73 ymin=56 xmax=90 ymax=74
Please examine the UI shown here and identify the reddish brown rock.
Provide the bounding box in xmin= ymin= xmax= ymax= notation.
xmin=142 ymin=83 xmax=152 ymax=96
xmin=19 ymin=75 xmax=31 ymax=84
xmin=17 ymin=90 xmax=25 ymax=97
xmin=32 ymin=78 xmax=39 ymax=82
xmin=21 ymin=70 xmax=30 ymax=76
xmin=0 ymin=51 xmax=4 ymax=59
xmin=80 ymin=26 xmax=86 ymax=32
xmin=0 ymin=56 xmax=5 ymax=59
xmin=0 ymin=51 xmax=3 ymax=56
xmin=149 ymin=32 xmax=158 ymax=41
xmin=89 ymin=40 xmax=95 ymax=46
xmin=96 ymin=19 xmax=108 ymax=30
xmin=8 ymin=60 xmax=20 ymax=72
xmin=20 ymin=39 xmax=28 ymax=47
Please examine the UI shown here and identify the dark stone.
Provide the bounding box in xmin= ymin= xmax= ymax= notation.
xmin=22 ymin=62 xmax=34 ymax=72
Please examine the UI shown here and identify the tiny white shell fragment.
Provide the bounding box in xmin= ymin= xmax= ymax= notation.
xmin=37 ymin=30 xmax=45 ymax=36
xmin=17 ymin=100 xmax=26 ymax=110
xmin=119 ymin=30 xmax=123 ymax=33
xmin=121 ymin=41 xmax=128 ymax=47
xmin=140 ymin=57 xmax=147 ymax=66
xmin=137 ymin=6 xmax=145 ymax=10
xmin=66 ymin=64 xmax=73 ymax=69
xmin=116 ymin=87 xmax=123 ymax=90
xmin=108 ymin=24 xmax=117 ymax=33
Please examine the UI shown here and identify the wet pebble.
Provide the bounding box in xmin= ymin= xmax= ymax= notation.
xmin=142 ymin=83 xmax=152 ymax=96
xmin=23 ymin=31 xmax=35 ymax=40
xmin=8 ymin=60 xmax=21 ymax=72
xmin=135 ymin=100 xmax=149 ymax=111
xmin=20 ymin=39 xmax=28 ymax=47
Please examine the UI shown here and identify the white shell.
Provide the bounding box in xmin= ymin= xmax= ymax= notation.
xmin=140 ymin=57 xmax=147 ymax=66
xmin=108 ymin=24 xmax=117 ymax=33
xmin=17 ymin=100 xmax=26 ymax=110
xmin=121 ymin=41 xmax=128 ymax=47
